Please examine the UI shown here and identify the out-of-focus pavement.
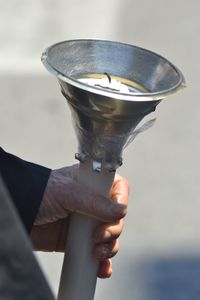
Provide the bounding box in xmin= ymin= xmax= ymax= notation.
xmin=0 ymin=0 xmax=200 ymax=299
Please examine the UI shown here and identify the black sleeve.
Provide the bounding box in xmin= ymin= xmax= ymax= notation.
xmin=0 ymin=147 xmax=51 ymax=232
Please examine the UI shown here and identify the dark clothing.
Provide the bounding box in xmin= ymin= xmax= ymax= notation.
xmin=0 ymin=147 xmax=51 ymax=232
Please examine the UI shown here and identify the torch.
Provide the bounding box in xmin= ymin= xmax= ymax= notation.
xmin=42 ymin=39 xmax=185 ymax=300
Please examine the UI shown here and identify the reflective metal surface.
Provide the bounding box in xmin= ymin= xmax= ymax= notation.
xmin=61 ymin=86 xmax=159 ymax=170
xmin=42 ymin=39 xmax=185 ymax=101
xmin=42 ymin=39 xmax=185 ymax=169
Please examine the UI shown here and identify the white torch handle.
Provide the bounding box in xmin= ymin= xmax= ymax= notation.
xmin=57 ymin=160 xmax=115 ymax=300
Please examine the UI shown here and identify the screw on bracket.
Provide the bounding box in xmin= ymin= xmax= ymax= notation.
xmin=75 ymin=153 xmax=87 ymax=162
xmin=92 ymin=161 xmax=102 ymax=172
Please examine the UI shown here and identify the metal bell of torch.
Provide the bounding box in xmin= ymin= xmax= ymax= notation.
xmin=42 ymin=39 xmax=185 ymax=300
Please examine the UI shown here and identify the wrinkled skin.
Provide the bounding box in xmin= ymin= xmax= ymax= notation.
xmin=31 ymin=164 xmax=129 ymax=279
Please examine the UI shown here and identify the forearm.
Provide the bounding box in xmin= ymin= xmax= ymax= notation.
xmin=0 ymin=147 xmax=51 ymax=232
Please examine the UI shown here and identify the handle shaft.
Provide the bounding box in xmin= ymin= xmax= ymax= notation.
xmin=57 ymin=160 xmax=115 ymax=300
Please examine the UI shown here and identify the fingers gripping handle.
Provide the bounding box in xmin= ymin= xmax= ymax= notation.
xmin=57 ymin=160 xmax=115 ymax=300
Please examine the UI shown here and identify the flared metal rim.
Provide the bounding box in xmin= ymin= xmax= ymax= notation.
xmin=41 ymin=39 xmax=186 ymax=102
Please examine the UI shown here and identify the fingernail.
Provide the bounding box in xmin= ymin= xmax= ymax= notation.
xmin=112 ymin=203 xmax=127 ymax=219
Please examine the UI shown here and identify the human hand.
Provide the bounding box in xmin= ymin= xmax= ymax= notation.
xmin=30 ymin=164 xmax=129 ymax=278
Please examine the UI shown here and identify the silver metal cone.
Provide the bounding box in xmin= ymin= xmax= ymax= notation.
xmin=42 ymin=39 xmax=185 ymax=170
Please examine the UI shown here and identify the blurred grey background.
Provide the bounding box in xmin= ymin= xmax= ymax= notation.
xmin=0 ymin=0 xmax=200 ymax=299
